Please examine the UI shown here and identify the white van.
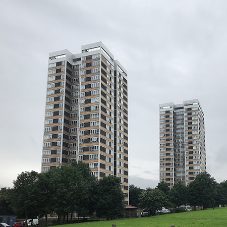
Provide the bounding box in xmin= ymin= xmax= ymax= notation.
xmin=25 ymin=219 xmax=39 ymax=226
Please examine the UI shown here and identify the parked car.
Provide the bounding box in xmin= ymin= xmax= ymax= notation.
xmin=0 ymin=223 xmax=10 ymax=227
xmin=141 ymin=210 xmax=149 ymax=217
xmin=185 ymin=208 xmax=192 ymax=211
xmin=24 ymin=219 xmax=38 ymax=226
xmin=156 ymin=207 xmax=170 ymax=214
xmin=162 ymin=207 xmax=170 ymax=214
xmin=12 ymin=222 xmax=23 ymax=227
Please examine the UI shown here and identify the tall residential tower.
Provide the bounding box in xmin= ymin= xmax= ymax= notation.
xmin=42 ymin=42 xmax=129 ymax=204
xmin=159 ymin=99 xmax=206 ymax=186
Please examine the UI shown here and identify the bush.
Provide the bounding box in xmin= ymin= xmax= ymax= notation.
xmin=172 ymin=207 xmax=186 ymax=213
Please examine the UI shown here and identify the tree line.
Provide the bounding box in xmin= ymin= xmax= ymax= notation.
xmin=2 ymin=166 xmax=226 ymax=223
xmin=130 ymin=172 xmax=227 ymax=215
xmin=0 ymin=162 xmax=125 ymax=224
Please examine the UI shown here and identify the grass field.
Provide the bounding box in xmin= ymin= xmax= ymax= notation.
xmin=57 ymin=207 xmax=227 ymax=227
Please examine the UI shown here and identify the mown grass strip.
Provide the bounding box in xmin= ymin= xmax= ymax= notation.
xmin=56 ymin=207 xmax=227 ymax=227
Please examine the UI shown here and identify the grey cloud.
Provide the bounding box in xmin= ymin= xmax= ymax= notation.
xmin=143 ymin=170 xmax=152 ymax=174
xmin=130 ymin=166 xmax=142 ymax=169
xmin=1 ymin=0 xmax=227 ymax=188
xmin=129 ymin=175 xmax=159 ymax=190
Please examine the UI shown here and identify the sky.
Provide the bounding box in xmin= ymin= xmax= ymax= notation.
xmin=1 ymin=0 xmax=227 ymax=189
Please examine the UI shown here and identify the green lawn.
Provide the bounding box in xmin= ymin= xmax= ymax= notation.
xmin=57 ymin=207 xmax=227 ymax=227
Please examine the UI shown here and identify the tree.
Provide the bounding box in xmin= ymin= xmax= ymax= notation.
xmin=169 ymin=181 xmax=188 ymax=207
xmin=41 ymin=161 xmax=96 ymax=223
xmin=37 ymin=169 xmax=59 ymax=225
xmin=96 ymin=176 xmax=125 ymax=219
xmin=129 ymin=184 xmax=142 ymax=207
xmin=11 ymin=171 xmax=40 ymax=224
xmin=0 ymin=188 xmax=14 ymax=215
xmin=139 ymin=188 xmax=167 ymax=215
xmin=156 ymin=181 xmax=170 ymax=196
xmin=69 ymin=161 xmax=96 ymax=219
xmin=215 ymin=180 xmax=227 ymax=206
xmin=188 ymin=172 xmax=217 ymax=209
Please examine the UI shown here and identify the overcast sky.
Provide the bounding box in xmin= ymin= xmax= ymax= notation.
xmin=1 ymin=0 xmax=227 ymax=189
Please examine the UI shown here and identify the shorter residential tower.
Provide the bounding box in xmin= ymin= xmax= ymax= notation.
xmin=159 ymin=99 xmax=206 ymax=186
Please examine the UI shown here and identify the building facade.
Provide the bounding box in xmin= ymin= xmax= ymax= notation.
xmin=42 ymin=42 xmax=129 ymax=203
xmin=159 ymin=99 xmax=206 ymax=186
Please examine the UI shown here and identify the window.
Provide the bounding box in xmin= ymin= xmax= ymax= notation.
xmin=92 ymin=53 xmax=100 ymax=59
xmin=90 ymin=129 xmax=99 ymax=134
xmin=71 ymin=98 xmax=78 ymax=104
xmin=43 ymin=158 xmax=50 ymax=163
xmin=70 ymin=113 xmax=78 ymax=118
xmin=91 ymin=113 xmax=99 ymax=119
xmin=91 ymin=89 xmax=99 ymax=96
xmin=106 ymin=81 xmax=111 ymax=89
xmin=81 ymin=77 xmax=86 ymax=82
xmin=70 ymin=106 xmax=78 ymax=111
xmin=71 ymin=85 xmax=79 ymax=90
xmin=47 ymin=90 xmax=54 ymax=96
xmin=79 ymin=155 xmax=83 ymax=161
xmin=91 ymin=105 xmax=99 ymax=111
xmin=45 ymin=119 xmax=53 ymax=125
xmin=48 ymin=69 xmax=56 ymax=75
xmin=43 ymin=134 xmax=52 ymax=140
xmin=80 ymin=130 xmax=84 ymax=136
xmin=47 ymin=83 xmax=55 ymax=88
xmin=69 ymin=142 xmax=77 ymax=148
xmin=90 ymin=145 xmax=98 ymax=151
xmin=46 ymin=104 xmax=54 ymax=110
xmin=45 ymin=127 xmax=52 ymax=132
xmin=70 ymin=135 xmax=76 ymax=141
xmin=89 ymin=153 xmax=98 ymax=159
xmin=79 ymin=147 xmax=83 ymax=153
xmin=91 ymin=74 xmax=100 ymax=81
xmin=89 ymin=162 xmax=98 ymax=168
xmin=43 ymin=150 xmax=51 ymax=155
xmin=90 ymin=137 xmax=98 ymax=142
xmin=70 ymin=120 xmax=77 ymax=125
xmin=92 ymin=171 xmax=98 ymax=177
xmin=46 ymin=97 xmax=54 ymax=102
xmin=71 ymin=91 xmax=79 ymax=97
xmin=91 ymin=82 xmax=100 ymax=88
xmin=74 ymin=71 xmax=79 ymax=76
xmin=48 ymin=76 xmax=55 ymax=82
xmin=42 ymin=166 xmax=50 ymax=172
xmin=79 ymin=139 xmax=84 ymax=144
xmin=72 ymin=77 xmax=79 ymax=83
xmin=90 ymin=121 xmax=99 ymax=126
xmin=45 ymin=111 xmax=53 ymax=117
xmin=91 ymin=97 xmax=99 ymax=103
xmin=92 ymin=60 xmax=100 ymax=66
xmin=49 ymin=62 xmax=56 ymax=67
xmin=91 ymin=68 xmax=100 ymax=74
